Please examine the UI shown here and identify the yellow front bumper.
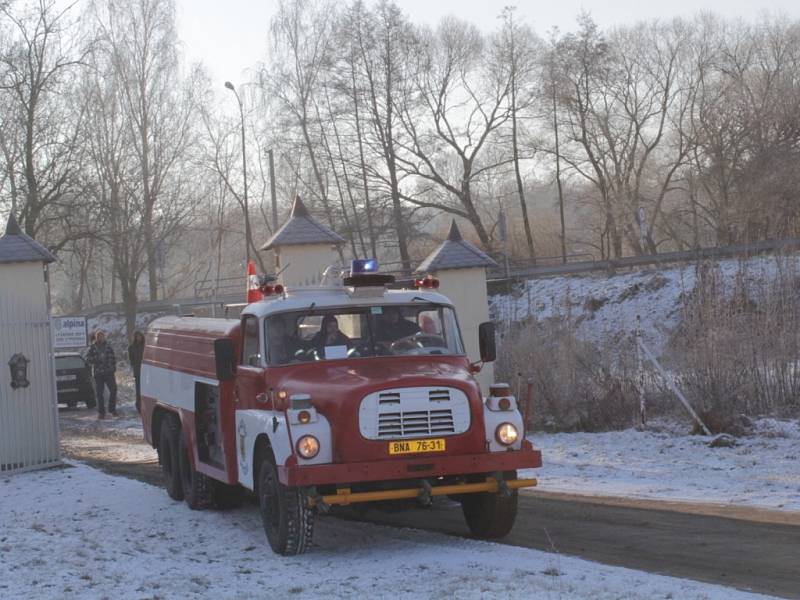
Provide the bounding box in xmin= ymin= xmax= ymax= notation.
xmin=308 ymin=477 xmax=537 ymax=507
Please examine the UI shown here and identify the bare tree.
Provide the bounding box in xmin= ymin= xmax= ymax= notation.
xmin=267 ymin=0 xmax=340 ymax=236
xmin=0 ymin=0 xmax=88 ymax=248
xmin=78 ymin=31 xmax=146 ymax=335
xmin=94 ymin=0 xmax=196 ymax=301
xmin=687 ymin=15 xmax=800 ymax=245
xmin=538 ymin=28 xmax=570 ymax=262
xmin=398 ymin=17 xmax=511 ymax=247
xmin=554 ymin=15 xmax=694 ymax=257
xmin=497 ymin=6 xmax=539 ymax=259
xmin=345 ymin=0 xmax=417 ymax=268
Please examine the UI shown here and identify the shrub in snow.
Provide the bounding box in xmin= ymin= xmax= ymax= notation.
xmin=496 ymin=315 xmax=641 ymax=432
xmin=668 ymin=257 xmax=800 ymax=419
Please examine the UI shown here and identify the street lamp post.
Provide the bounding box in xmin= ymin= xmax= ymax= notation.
xmin=224 ymin=81 xmax=251 ymax=267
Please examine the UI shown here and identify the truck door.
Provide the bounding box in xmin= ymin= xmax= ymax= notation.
xmin=236 ymin=314 xmax=266 ymax=409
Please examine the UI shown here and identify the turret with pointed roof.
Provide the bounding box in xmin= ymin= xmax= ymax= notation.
xmin=414 ymin=220 xmax=496 ymax=393
xmin=261 ymin=196 xmax=346 ymax=251
xmin=415 ymin=220 xmax=496 ymax=273
xmin=0 ymin=213 xmax=56 ymax=264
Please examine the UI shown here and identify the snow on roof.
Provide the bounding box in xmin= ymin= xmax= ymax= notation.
xmin=416 ymin=220 xmax=497 ymax=272
xmin=261 ymin=196 xmax=346 ymax=250
xmin=0 ymin=213 xmax=56 ymax=264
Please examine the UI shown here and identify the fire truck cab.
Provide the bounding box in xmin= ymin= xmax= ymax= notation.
xmin=140 ymin=263 xmax=542 ymax=555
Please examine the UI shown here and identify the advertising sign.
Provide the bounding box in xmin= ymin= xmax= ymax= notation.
xmin=52 ymin=317 xmax=88 ymax=349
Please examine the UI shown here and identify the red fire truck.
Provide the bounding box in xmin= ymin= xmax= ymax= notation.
xmin=140 ymin=262 xmax=541 ymax=555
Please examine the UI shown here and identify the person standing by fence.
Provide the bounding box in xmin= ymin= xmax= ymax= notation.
xmin=86 ymin=330 xmax=118 ymax=419
xmin=128 ymin=331 xmax=145 ymax=413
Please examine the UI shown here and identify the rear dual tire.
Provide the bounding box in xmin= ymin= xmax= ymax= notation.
xmin=158 ymin=415 xmax=184 ymax=501
xmin=179 ymin=429 xmax=213 ymax=509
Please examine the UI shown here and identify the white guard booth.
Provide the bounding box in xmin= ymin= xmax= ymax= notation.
xmin=0 ymin=214 xmax=60 ymax=474
xmin=416 ymin=220 xmax=498 ymax=393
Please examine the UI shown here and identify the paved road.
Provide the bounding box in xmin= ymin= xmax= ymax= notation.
xmin=334 ymin=495 xmax=800 ymax=599
xmin=60 ymin=424 xmax=800 ymax=599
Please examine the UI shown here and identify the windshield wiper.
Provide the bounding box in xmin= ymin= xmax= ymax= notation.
xmin=296 ymin=301 xmax=316 ymax=327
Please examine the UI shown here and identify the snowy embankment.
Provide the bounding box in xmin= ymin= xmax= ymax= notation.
xmin=490 ymin=254 xmax=799 ymax=357
xmin=524 ymin=419 xmax=800 ymax=511
xmin=0 ymin=463 xmax=774 ymax=600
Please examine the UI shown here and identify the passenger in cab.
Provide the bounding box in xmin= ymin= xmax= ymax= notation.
xmin=311 ymin=315 xmax=350 ymax=357
xmin=267 ymin=316 xmax=298 ymax=365
xmin=377 ymin=307 xmax=420 ymax=342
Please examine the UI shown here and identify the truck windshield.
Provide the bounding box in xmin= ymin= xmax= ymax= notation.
xmin=264 ymin=304 xmax=464 ymax=365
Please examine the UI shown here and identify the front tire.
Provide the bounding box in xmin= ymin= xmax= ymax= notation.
xmin=461 ymin=472 xmax=518 ymax=539
xmin=179 ymin=429 xmax=212 ymax=509
xmin=158 ymin=415 xmax=184 ymax=501
xmin=257 ymin=456 xmax=314 ymax=555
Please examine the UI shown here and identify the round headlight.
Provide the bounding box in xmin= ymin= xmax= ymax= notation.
xmin=296 ymin=435 xmax=320 ymax=459
xmin=495 ymin=422 xmax=519 ymax=446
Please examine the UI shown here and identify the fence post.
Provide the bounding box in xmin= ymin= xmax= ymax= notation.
xmin=635 ymin=314 xmax=646 ymax=429
xmin=524 ymin=377 xmax=534 ymax=434
xmin=637 ymin=336 xmax=712 ymax=436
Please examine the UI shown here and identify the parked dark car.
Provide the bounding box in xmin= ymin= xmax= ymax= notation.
xmin=55 ymin=353 xmax=96 ymax=409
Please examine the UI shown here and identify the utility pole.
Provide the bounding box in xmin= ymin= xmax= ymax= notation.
xmin=224 ymin=81 xmax=251 ymax=266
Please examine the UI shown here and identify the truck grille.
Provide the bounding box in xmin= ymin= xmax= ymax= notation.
xmin=359 ymin=387 xmax=470 ymax=440
xmin=378 ymin=409 xmax=455 ymax=437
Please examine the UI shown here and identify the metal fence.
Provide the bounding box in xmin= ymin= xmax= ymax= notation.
xmin=487 ymin=237 xmax=800 ymax=284
xmin=67 ymin=236 xmax=800 ymax=319
xmin=0 ymin=294 xmax=60 ymax=474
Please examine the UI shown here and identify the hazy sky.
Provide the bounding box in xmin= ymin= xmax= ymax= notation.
xmin=176 ymin=0 xmax=800 ymax=87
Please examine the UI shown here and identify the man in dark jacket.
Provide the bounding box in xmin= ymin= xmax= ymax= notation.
xmin=128 ymin=331 xmax=145 ymax=413
xmin=86 ymin=330 xmax=118 ymax=419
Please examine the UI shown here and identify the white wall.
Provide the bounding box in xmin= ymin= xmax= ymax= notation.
xmin=278 ymin=244 xmax=341 ymax=288
xmin=0 ymin=262 xmax=60 ymax=473
xmin=434 ymin=268 xmax=494 ymax=393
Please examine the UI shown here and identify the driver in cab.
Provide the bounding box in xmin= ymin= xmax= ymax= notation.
xmin=377 ymin=307 xmax=420 ymax=342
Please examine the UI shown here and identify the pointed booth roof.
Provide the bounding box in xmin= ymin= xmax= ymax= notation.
xmin=261 ymin=196 xmax=346 ymax=251
xmin=415 ymin=220 xmax=497 ymax=273
xmin=0 ymin=213 xmax=56 ymax=264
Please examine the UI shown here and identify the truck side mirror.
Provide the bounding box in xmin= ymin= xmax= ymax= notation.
xmin=478 ymin=322 xmax=496 ymax=363
xmin=214 ymin=338 xmax=237 ymax=381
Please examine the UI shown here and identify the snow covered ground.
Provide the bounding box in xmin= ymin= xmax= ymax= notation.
xmin=523 ymin=419 xmax=800 ymax=511
xmin=0 ymin=462 xmax=778 ymax=600
xmin=490 ymin=254 xmax=800 ymax=357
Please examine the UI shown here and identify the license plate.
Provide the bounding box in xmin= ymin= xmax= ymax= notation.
xmin=388 ymin=438 xmax=446 ymax=455
xmin=57 ymin=375 xmax=77 ymax=382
